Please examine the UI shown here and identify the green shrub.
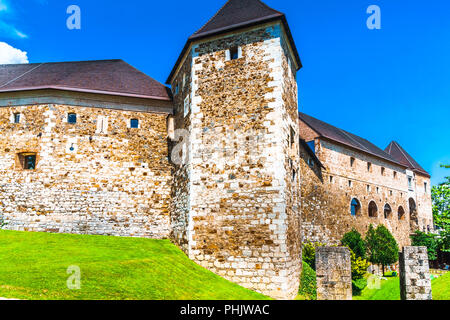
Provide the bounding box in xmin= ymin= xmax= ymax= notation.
xmin=352 ymin=278 xmax=367 ymax=296
xmin=299 ymin=261 xmax=317 ymax=300
xmin=341 ymin=228 xmax=366 ymax=259
xmin=350 ymin=249 xmax=370 ymax=280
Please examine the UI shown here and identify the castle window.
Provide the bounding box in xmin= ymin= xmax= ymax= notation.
xmin=398 ymin=206 xmax=405 ymax=220
xmin=408 ymin=176 xmax=413 ymax=190
xmin=367 ymin=185 xmax=371 ymax=192
xmin=424 ymin=182 xmax=428 ymax=193
xmin=367 ymin=162 xmax=372 ymax=172
xmin=390 ymin=190 xmax=393 ymax=196
xmin=292 ymin=169 xmax=296 ymax=182
xmin=381 ymin=167 xmax=385 ymax=176
xmin=368 ymin=201 xmax=378 ymax=218
xmin=350 ymin=157 xmax=355 ymax=167
xmin=308 ymin=157 xmax=315 ymax=168
xmin=14 ymin=113 xmax=21 ymax=124
xmin=184 ymin=96 xmax=190 ymax=117
xmin=376 ymin=187 xmax=379 ymax=194
xmin=230 ymin=46 xmax=239 ymax=60
xmin=226 ymin=46 xmax=241 ymax=61
xmin=130 ymin=119 xmax=139 ymax=129
xmin=67 ymin=113 xmax=77 ymax=124
xmin=393 ymin=171 xmax=397 ymax=179
xmin=289 ymin=126 xmax=295 ymax=148
xmin=18 ymin=152 xmax=37 ymax=170
xmin=329 ymin=176 xmax=334 ymax=184
xmin=307 ymin=141 xmax=315 ymax=154
xmin=348 ymin=180 xmax=352 ymax=188
xmin=384 ymin=204 xmax=392 ymax=219
xmin=175 ymin=83 xmax=179 ymax=95
xmin=351 ymin=198 xmax=361 ymax=216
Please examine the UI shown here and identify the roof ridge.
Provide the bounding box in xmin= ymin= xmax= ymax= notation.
xmin=0 ymin=63 xmax=45 ymax=89
xmin=257 ymin=0 xmax=284 ymax=16
xmin=0 ymin=59 xmax=122 ymax=67
xmin=393 ymin=141 xmax=416 ymax=169
xmin=193 ymin=0 xmax=230 ymax=36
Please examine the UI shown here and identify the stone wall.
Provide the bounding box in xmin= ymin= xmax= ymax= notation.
xmin=315 ymin=246 xmax=352 ymax=300
xmin=0 ymin=104 xmax=172 ymax=238
xmin=399 ymin=246 xmax=432 ymax=300
xmin=300 ymin=134 xmax=413 ymax=248
xmin=170 ymin=23 xmax=302 ymax=299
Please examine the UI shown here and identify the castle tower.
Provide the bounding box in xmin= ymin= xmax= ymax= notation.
xmin=167 ymin=0 xmax=302 ymax=299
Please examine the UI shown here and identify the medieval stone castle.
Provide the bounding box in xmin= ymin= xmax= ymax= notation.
xmin=0 ymin=0 xmax=433 ymax=299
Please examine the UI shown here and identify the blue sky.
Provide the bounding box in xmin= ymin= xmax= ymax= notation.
xmin=1 ymin=0 xmax=449 ymax=186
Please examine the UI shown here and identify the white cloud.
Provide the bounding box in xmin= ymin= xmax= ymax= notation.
xmin=0 ymin=42 xmax=29 ymax=64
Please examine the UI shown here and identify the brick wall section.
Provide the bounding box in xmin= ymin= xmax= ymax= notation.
xmin=315 ymin=246 xmax=352 ymax=300
xmin=0 ymin=104 xmax=172 ymax=238
xmin=170 ymin=23 xmax=302 ymax=299
xmin=399 ymin=246 xmax=432 ymax=300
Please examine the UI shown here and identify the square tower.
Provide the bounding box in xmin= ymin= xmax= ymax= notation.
xmin=168 ymin=0 xmax=302 ymax=299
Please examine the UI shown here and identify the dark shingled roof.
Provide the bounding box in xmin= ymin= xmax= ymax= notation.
xmin=385 ymin=141 xmax=430 ymax=177
xmin=299 ymin=112 xmax=406 ymax=168
xmin=167 ymin=0 xmax=302 ymax=83
xmin=0 ymin=59 xmax=171 ymax=100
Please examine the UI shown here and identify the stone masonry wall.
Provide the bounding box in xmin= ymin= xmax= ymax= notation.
xmin=399 ymin=246 xmax=432 ymax=300
xmin=169 ymin=23 xmax=302 ymax=299
xmin=0 ymin=104 xmax=172 ymax=238
xmin=300 ymin=134 xmax=412 ymax=248
xmin=315 ymin=246 xmax=352 ymax=300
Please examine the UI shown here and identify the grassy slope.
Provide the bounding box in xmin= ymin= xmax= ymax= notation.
xmin=0 ymin=230 xmax=268 ymax=300
xmin=353 ymin=272 xmax=450 ymax=300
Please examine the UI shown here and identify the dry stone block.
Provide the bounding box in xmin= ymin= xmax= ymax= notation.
xmin=316 ymin=246 xmax=352 ymax=300
xmin=399 ymin=246 xmax=432 ymax=300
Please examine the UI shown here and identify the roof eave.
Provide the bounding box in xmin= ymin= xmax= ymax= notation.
xmin=0 ymin=86 xmax=172 ymax=101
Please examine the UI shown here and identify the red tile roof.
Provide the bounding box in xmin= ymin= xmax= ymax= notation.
xmin=0 ymin=59 xmax=171 ymax=101
xmin=299 ymin=112 xmax=407 ymax=168
xmin=385 ymin=141 xmax=430 ymax=177
xmin=167 ymin=0 xmax=302 ymax=83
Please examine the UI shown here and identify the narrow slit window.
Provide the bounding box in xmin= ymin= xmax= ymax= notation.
xmin=14 ymin=113 xmax=20 ymax=124
xmin=67 ymin=113 xmax=77 ymax=124
xmin=130 ymin=119 xmax=139 ymax=129
xmin=350 ymin=157 xmax=355 ymax=167
xmin=367 ymin=162 xmax=372 ymax=172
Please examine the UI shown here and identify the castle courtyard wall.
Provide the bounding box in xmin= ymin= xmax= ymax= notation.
xmin=0 ymin=104 xmax=172 ymax=238
xmin=300 ymin=138 xmax=412 ymax=248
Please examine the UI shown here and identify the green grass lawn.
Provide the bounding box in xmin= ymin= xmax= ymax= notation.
xmin=0 ymin=230 xmax=268 ymax=300
xmin=353 ymin=272 xmax=450 ymax=300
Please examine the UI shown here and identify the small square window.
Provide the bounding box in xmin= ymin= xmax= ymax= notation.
xmin=67 ymin=113 xmax=77 ymax=124
xmin=230 ymin=47 xmax=239 ymax=60
xmin=14 ymin=113 xmax=20 ymax=124
xmin=18 ymin=153 xmax=37 ymax=170
xmin=130 ymin=119 xmax=139 ymax=129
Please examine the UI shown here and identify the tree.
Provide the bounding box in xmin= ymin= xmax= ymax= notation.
xmin=365 ymin=224 xmax=399 ymax=276
xmin=341 ymin=228 xmax=366 ymax=259
xmin=432 ymin=165 xmax=450 ymax=253
xmin=411 ymin=230 xmax=438 ymax=261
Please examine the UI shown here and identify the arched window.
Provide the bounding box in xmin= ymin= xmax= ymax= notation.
xmin=384 ymin=204 xmax=392 ymax=219
xmin=409 ymin=198 xmax=418 ymax=229
xmin=351 ymin=198 xmax=361 ymax=216
xmin=398 ymin=206 xmax=405 ymax=220
xmin=368 ymin=201 xmax=378 ymax=218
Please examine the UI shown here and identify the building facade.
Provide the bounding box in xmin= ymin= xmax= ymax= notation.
xmin=0 ymin=0 xmax=433 ymax=299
